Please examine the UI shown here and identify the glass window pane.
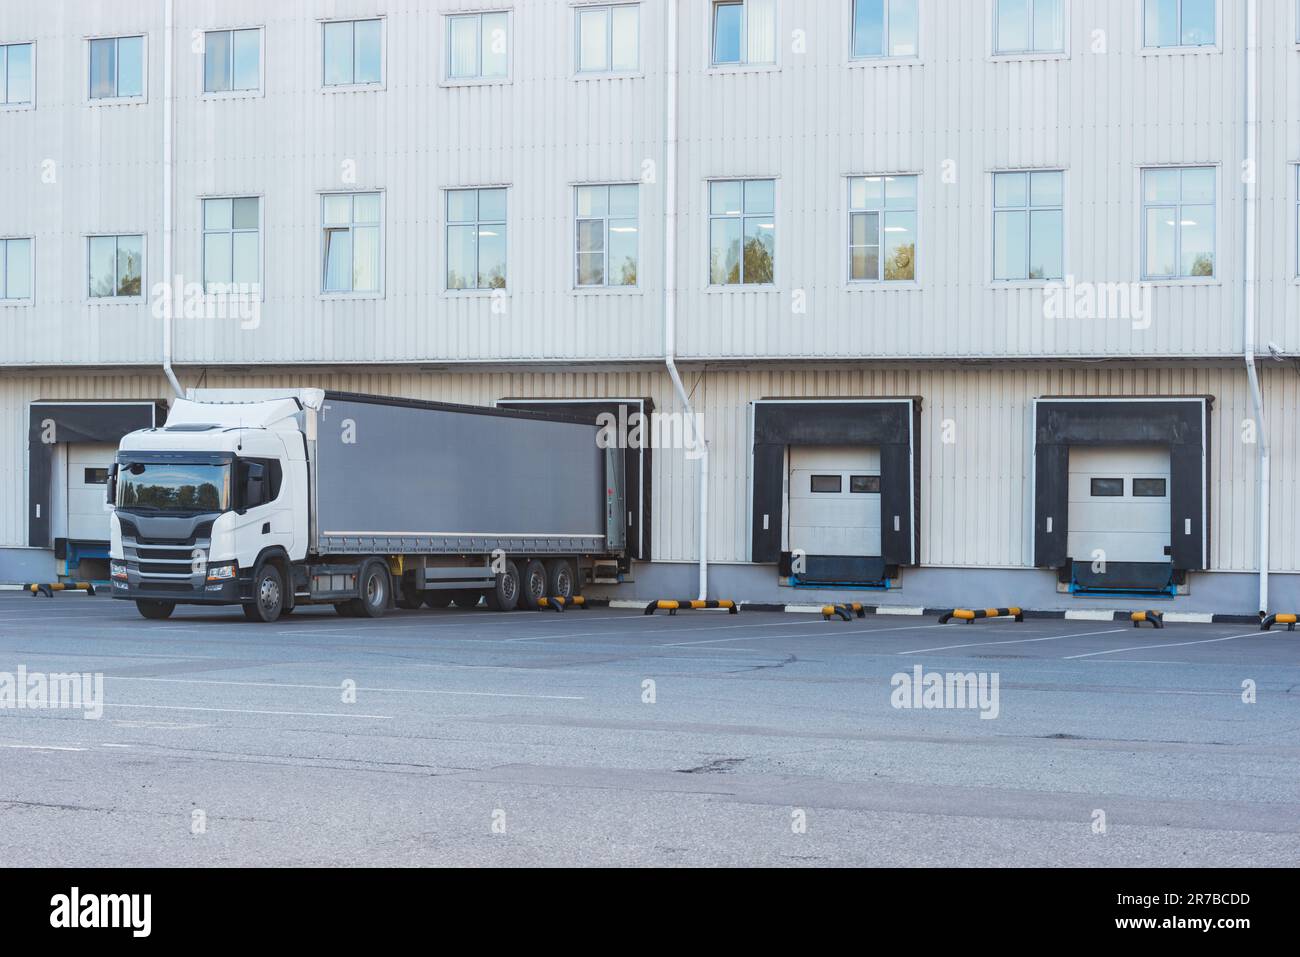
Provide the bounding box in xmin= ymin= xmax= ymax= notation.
xmin=883 ymin=212 xmax=916 ymax=280
xmin=612 ymin=6 xmax=639 ymax=71
xmin=477 ymin=226 xmax=507 ymax=288
xmin=996 ymin=0 xmax=1030 ymax=52
xmin=1145 ymin=207 xmax=1177 ymax=277
xmin=1181 ymin=0 xmax=1215 ymax=45
xmin=1030 ymin=170 xmax=1063 ymax=207
xmin=354 ymin=20 xmax=382 ymax=84
xmin=205 ymin=31 xmax=232 ymax=92
xmin=232 ymin=29 xmax=260 ymax=90
xmin=5 ymin=239 xmax=31 ymax=298
xmin=994 ymin=210 xmax=1027 ymax=280
xmin=1144 ymin=169 xmax=1180 ymax=204
xmin=323 ymin=194 xmax=352 ymax=225
xmin=853 ymin=0 xmax=885 ymax=57
xmin=1033 ymin=0 xmax=1064 ymax=51
xmin=204 ymin=198 xmax=232 ymax=230
xmin=0 ymin=47 xmax=6 ymax=103
xmin=713 ymin=2 xmax=742 ymax=63
xmin=1180 ymin=205 xmax=1214 ymax=277
xmin=449 ymin=17 xmax=478 ymax=78
xmin=746 ymin=0 xmax=776 ymax=64
xmin=608 ymin=219 xmax=638 ymax=285
xmin=352 ymin=225 xmax=379 ymax=292
xmin=850 ymin=210 xmax=874 ymax=247
xmin=887 ymin=0 xmax=918 ymax=56
xmin=851 ymin=176 xmax=884 ymax=210
xmin=710 ymin=180 xmax=742 ymax=215
xmin=323 ymin=228 xmax=352 ymax=291
xmin=447 ymin=190 xmax=478 ymax=224
xmin=89 ymin=38 xmax=115 ymax=98
xmin=204 ymin=233 xmax=232 ymax=287
xmin=577 ymin=219 xmax=605 ymax=255
xmin=478 ymin=188 xmax=507 ymax=222
xmin=481 ymin=13 xmax=508 ymax=78
xmin=324 ymin=21 xmax=353 ymax=85
xmin=1181 ymin=167 xmax=1215 ymax=203
xmin=1146 ymin=0 xmax=1179 ymax=47
xmin=117 ymin=36 xmax=143 ymax=97
xmin=850 ymin=236 xmax=880 ymax=281
xmin=577 ymin=252 xmax=604 ymax=286
xmin=743 ymin=216 xmax=775 ymax=283
xmin=7 ymin=43 xmax=32 ymax=103
xmin=578 ymin=9 xmax=608 ymax=72
xmin=89 ymin=237 xmax=116 ymax=296
xmin=446 ymin=224 xmax=476 ymax=289
xmin=1029 ymin=209 xmax=1064 ymax=279
xmin=232 ymin=197 xmax=259 ymax=230
xmin=116 ymin=235 xmax=142 ymax=296
xmin=576 ymin=186 xmax=607 ymax=218
xmin=885 ymin=175 xmax=916 ymax=208
xmin=353 ymin=192 xmax=381 ymax=224
xmin=609 ymin=184 xmax=638 ymax=217
xmin=994 ymin=172 xmax=1028 ymax=208
xmin=710 ymin=217 xmax=741 ymax=284
xmin=232 ymin=231 xmax=259 ymax=285
xmin=744 ymin=179 xmax=775 ymax=215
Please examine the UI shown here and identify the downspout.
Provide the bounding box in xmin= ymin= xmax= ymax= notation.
xmin=1243 ymin=0 xmax=1269 ymax=615
xmin=160 ymin=0 xmax=183 ymax=398
xmin=662 ymin=0 xmax=708 ymax=600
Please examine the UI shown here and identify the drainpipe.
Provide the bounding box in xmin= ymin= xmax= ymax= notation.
xmin=160 ymin=0 xmax=183 ymax=398
xmin=662 ymin=0 xmax=708 ymax=600
xmin=1243 ymin=0 xmax=1269 ymax=616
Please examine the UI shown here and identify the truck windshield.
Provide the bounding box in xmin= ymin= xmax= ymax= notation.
xmin=116 ymin=462 xmax=231 ymax=514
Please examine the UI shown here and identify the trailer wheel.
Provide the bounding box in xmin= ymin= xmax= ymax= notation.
xmin=395 ymin=582 xmax=423 ymax=610
xmin=450 ymin=590 xmax=483 ymax=609
xmin=519 ymin=558 xmax=547 ymax=611
xmin=486 ymin=560 xmax=521 ymax=612
xmin=136 ymin=600 xmax=175 ymax=620
xmin=353 ymin=561 xmax=390 ymax=619
xmin=334 ymin=602 xmax=355 ymax=617
xmin=545 ymin=558 xmax=577 ymax=601
xmin=423 ymin=592 xmax=454 ymax=609
xmin=245 ymin=563 xmax=285 ymax=623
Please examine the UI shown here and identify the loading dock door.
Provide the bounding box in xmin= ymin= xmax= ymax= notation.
xmin=66 ymin=443 xmax=116 ymax=542
xmin=788 ymin=447 xmax=882 ymax=557
xmin=1067 ymin=447 xmax=1172 ymax=593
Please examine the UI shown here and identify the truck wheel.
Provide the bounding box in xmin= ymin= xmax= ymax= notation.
xmin=246 ymin=563 xmax=284 ymax=623
xmin=545 ymin=558 xmax=577 ymax=601
xmin=423 ymin=592 xmax=454 ymax=608
xmin=334 ymin=602 xmax=355 ymax=617
xmin=485 ymin=560 xmax=521 ymax=612
xmin=136 ymin=600 xmax=175 ymax=620
xmin=519 ymin=558 xmax=547 ymax=611
xmin=451 ymin=590 xmax=483 ymax=609
xmin=354 ymin=561 xmax=390 ymax=619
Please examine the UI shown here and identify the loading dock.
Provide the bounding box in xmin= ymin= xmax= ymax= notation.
xmin=787 ymin=446 xmax=882 ymax=557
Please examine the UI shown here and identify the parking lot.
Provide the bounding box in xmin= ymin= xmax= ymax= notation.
xmin=0 ymin=592 xmax=1297 ymax=867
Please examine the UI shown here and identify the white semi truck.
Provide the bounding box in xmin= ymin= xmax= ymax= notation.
xmin=107 ymin=389 xmax=627 ymax=622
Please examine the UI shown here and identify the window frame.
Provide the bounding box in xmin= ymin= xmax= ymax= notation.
xmin=201 ymin=26 xmax=265 ymax=99
xmin=845 ymin=173 xmax=921 ymax=287
xmin=318 ymin=191 xmax=385 ymax=299
xmin=989 ymin=0 xmax=1068 ymax=58
xmin=85 ymin=34 xmax=148 ymax=105
xmin=85 ymin=233 xmax=146 ymax=302
xmin=990 ymin=168 xmax=1067 ymax=285
xmin=706 ymin=177 xmax=778 ymax=289
xmin=573 ymin=182 xmax=641 ymax=291
xmin=200 ymin=195 xmax=264 ymax=297
xmin=444 ymin=186 xmax=510 ymax=294
xmin=848 ymin=0 xmax=922 ymax=64
xmin=0 ymin=236 xmax=35 ymax=305
xmin=573 ymin=2 xmax=641 ymax=76
xmin=443 ymin=10 xmax=513 ymax=85
xmin=1139 ymin=0 xmax=1220 ymax=53
xmin=319 ymin=17 xmax=386 ymax=92
xmin=1138 ymin=165 xmax=1219 ymax=284
xmin=0 ymin=41 xmax=36 ymax=110
xmin=709 ymin=0 xmax=779 ymax=71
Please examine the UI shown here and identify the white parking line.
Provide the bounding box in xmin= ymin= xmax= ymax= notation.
xmin=898 ymin=628 xmax=1128 ymax=656
xmin=0 ymin=744 xmax=88 ymax=751
xmin=104 ymin=675 xmax=585 ymax=701
xmin=660 ymin=622 xmax=950 ymax=647
xmin=104 ymin=703 xmax=393 ymax=719
xmin=1063 ymin=632 xmax=1260 ymax=660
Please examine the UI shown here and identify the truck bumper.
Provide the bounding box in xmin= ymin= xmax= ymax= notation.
xmin=109 ymin=577 xmax=243 ymax=605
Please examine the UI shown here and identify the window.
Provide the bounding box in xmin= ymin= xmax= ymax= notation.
xmin=811 ymin=475 xmax=842 ymax=494
xmin=994 ymin=0 xmax=1064 ymax=54
xmin=203 ymin=198 xmax=260 ymax=292
xmin=0 ymin=238 xmax=32 ymax=300
xmin=709 ymin=180 xmax=775 ymax=285
xmin=1090 ymin=478 xmax=1124 ymax=497
xmin=851 ymin=0 xmax=919 ymax=59
xmin=712 ymin=0 xmax=776 ymax=66
xmin=88 ymin=235 xmax=143 ymax=299
xmin=576 ymin=185 xmax=638 ymax=287
xmin=1133 ymin=478 xmax=1167 ymax=498
xmin=1 ymin=42 xmax=34 ymax=106
xmin=851 ymin=475 xmax=881 ymax=494
xmin=446 ymin=188 xmax=507 ymax=290
xmin=848 ymin=175 xmax=917 ymax=282
xmin=88 ymin=36 xmax=144 ymax=100
xmin=323 ymin=19 xmax=382 ymax=87
xmin=447 ymin=12 xmax=509 ymax=80
xmin=204 ymin=29 xmax=260 ymax=93
xmin=84 ymin=468 xmax=109 ymax=485
xmin=321 ymin=193 xmax=381 ymax=294
xmin=576 ymin=4 xmax=639 ymax=73
xmin=993 ymin=171 xmax=1064 ymax=281
xmin=1142 ymin=167 xmax=1215 ymax=279
xmin=1143 ymin=0 xmax=1215 ymax=48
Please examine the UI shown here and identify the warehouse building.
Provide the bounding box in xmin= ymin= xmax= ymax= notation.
xmin=1 ymin=0 xmax=1297 ymax=615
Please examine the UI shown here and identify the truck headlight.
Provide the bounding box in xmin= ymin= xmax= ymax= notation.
xmin=110 ymin=561 xmax=128 ymax=581
xmin=206 ymin=563 xmax=237 ymax=582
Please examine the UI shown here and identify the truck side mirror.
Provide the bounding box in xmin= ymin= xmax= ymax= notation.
xmin=243 ymin=462 xmax=267 ymax=510
xmin=105 ymin=464 xmax=118 ymax=507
